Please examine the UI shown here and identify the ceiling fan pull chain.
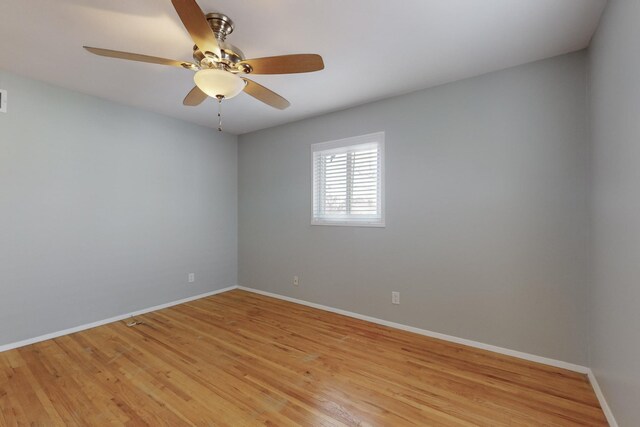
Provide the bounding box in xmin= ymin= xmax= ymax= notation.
xmin=216 ymin=95 xmax=224 ymax=132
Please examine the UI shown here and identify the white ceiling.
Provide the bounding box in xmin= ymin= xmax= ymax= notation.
xmin=0 ymin=0 xmax=606 ymax=135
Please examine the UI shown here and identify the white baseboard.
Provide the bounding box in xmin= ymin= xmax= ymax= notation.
xmin=0 ymin=284 xmax=616 ymax=426
xmin=240 ymin=286 xmax=624 ymax=424
xmin=0 ymin=285 xmax=589 ymax=373
xmin=237 ymin=286 xmax=589 ymax=373
xmin=0 ymin=286 xmax=237 ymax=353
xmin=239 ymin=286 xmax=621 ymax=424
xmin=587 ymin=370 xmax=619 ymax=427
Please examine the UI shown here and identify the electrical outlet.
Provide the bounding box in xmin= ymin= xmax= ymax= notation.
xmin=392 ymin=291 xmax=400 ymax=304
xmin=188 ymin=273 xmax=195 ymax=283
xmin=293 ymin=275 xmax=299 ymax=286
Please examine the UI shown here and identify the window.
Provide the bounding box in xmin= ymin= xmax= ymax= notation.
xmin=311 ymin=132 xmax=385 ymax=227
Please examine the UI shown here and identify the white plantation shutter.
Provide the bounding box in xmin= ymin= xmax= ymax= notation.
xmin=312 ymin=132 xmax=385 ymax=226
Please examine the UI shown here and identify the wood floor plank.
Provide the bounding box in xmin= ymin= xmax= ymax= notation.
xmin=0 ymin=289 xmax=608 ymax=426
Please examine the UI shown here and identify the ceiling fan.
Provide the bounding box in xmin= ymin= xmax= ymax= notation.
xmin=83 ymin=0 xmax=324 ymax=130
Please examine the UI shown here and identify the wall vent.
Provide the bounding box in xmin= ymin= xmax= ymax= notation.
xmin=0 ymin=90 xmax=6 ymax=113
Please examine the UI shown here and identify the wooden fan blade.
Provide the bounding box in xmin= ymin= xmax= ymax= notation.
xmin=183 ymin=86 xmax=208 ymax=106
xmin=242 ymin=78 xmax=290 ymax=110
xmin=171 ymin=0 xmax=220 ymax=57
xmin=239 ymin=54 xmax=324 ymax=75
xmin=83 ymin=46 xmax=196 ymax=69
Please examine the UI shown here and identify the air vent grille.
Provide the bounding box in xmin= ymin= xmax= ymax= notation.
xmin=0 ymin=90 xmax=6 ymax=113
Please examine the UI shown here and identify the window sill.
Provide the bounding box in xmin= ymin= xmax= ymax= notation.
xmin=311 ymin=220 xmax=386 ymax=228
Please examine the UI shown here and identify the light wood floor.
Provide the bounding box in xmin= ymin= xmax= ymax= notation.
xmin=0 ymin=290 xmax=607 ymax=426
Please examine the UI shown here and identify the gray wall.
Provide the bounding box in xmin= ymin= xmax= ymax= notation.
xmin=0 ymin=70 xmax=237 ymax=347
xmin=589 ymin=0 xmax=640 ymax=424
xmin=238 ymin=52 xmax=591 ymax=364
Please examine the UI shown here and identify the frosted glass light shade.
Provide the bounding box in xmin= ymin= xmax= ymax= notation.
xmin=194 ymin=69 xmax=245 ymax=99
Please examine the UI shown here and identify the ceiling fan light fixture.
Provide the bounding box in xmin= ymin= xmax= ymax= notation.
xmin=194 ymin=69 xmax=245 ymax=99
xmin=84 ymin=3 xmax=324 ymax=114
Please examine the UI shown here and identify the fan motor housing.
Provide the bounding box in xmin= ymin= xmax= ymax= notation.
xmin=193 ymin=13 xmax=245 ymax=71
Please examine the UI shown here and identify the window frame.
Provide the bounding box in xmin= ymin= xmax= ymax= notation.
xmin=310 ymin=131 xmax=385 ymax=228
